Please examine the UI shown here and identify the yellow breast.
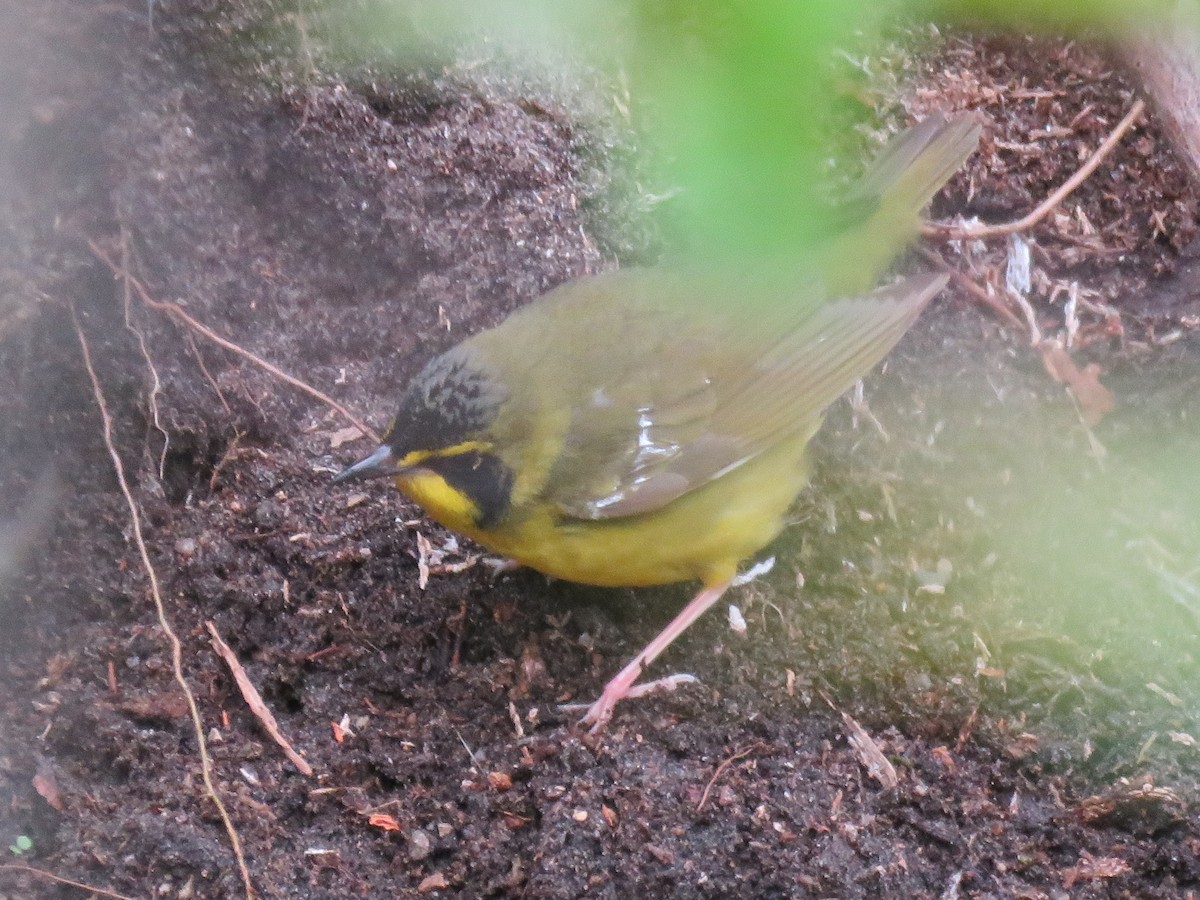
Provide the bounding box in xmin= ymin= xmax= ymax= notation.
xmin=397 ymin=430 xmax=812 ymax=589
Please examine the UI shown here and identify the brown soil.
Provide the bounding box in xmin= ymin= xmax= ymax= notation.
xmin=2 ymin=3 xmax=1199 ymax=898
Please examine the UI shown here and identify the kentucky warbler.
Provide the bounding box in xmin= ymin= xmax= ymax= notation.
xmin=336 ymin=113 xmax=980 ymax=732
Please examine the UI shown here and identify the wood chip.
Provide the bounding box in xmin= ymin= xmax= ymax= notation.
xmin=416 ymin=532 xmax=433 ymax=590
xmin=842 ymin=711 xmax=899 ymax=789
xmin=418 ymin=872 xmax=450 ymax=893
xmin=118 ymin=690 xmax=190 ymax=721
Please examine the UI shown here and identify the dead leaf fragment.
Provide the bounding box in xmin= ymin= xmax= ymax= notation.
xmin=930 ymin=745 xmax=956 ymax=772
xmin=1074 ymin=782 xmax=1184 ymax=825
xmin=1062 ymin=851 xmax=1130 ymax=889
xmin=416 ymin=532 xmax=433 ymax=590
xmin=1038 ymin=339 xmax=1115 ymax=425
xmin=646 ymin=843 xmax=675 ymax=865
xmin=304 ymin=847 xmax=341 ymax=868
xmin=1003 ymin=732 xmax=1041 ymax=759
xmin=414 ymin=531 xmax=479 ymax=586
xmin=502 ymin=811 xmax=532 ymax=828
xmin=1146 ymin=682 xmax=1184 ymax=706
xmin=33 ymin=764 xmax=63 ymax=811
xmin=368 ymin=813 xmax=402 ymax=832
xmin=44 ymin=653 xmax=73 ymax=686
xmin=329 ymin=426 xmax=363 ymax=449
xmin=601 ymin=803 xmax=618 ymax=828
xmin=516 ymin=640 xmax=548 ymax=696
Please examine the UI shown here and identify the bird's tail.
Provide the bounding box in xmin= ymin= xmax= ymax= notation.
xmin=857 ymin=113 xmax=982 ymax=215
xmin=826 ymin=113 xmax=981 ymax=292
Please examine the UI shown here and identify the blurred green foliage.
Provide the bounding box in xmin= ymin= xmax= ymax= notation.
xmin=306 ymin=0 xmax=1174 ymax=261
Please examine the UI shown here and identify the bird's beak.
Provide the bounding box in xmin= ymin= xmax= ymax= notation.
xmin=333 ymin=444 xmax=401 ymax=484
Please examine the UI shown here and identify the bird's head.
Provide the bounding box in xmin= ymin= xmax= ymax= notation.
xmin=334 ymin=346 xmax=515 ymax=530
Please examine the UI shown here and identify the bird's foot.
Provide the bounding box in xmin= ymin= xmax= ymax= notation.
xmin=562 ymin=672 xmax=698 ymax=734
xmin=561 ymin=579 xmax=732 ymax=733
xmin=482 ymin=557 xmax=521 ymax=583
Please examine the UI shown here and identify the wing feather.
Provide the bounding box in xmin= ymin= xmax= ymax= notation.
xmin=546 ymin=272 xmax=946 ymax=520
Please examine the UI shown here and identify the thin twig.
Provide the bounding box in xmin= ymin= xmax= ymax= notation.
xmin=72 ymin=308 xmax=256 ymax=900
xmin=925 ymin=99 xmax=1146 ymax=241
xmin=696 ymin=744 xmax=761 ymax=812
xmin=454 ymin=727 xmax=481 ymax=767
xmin=918 ymin=248 xmax=1025 ymax=329
xmin=208 ymin=431 xmax=249 ymax=493
xmin=206 ymin=621 xmax=315 ymax=777
xmin=0 ymin=863 xmax=138 ymax=900
xmin=119 ymin=228 xmax=170 ymax=480
xmin=85 ymin=237 xmax=380 ymax=443
xmin=817 ymin=690 xmax=898 ymax=789
xmin=186 ymin=331 xmax=234 ymax=418
xmin=449 ymin=597 xmax=468 ymax=671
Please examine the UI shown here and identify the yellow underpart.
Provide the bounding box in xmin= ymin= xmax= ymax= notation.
xmin=398 ymin=469 xmax=482 ymax=531
xmin=398 ymin=426 xmax=815 ymax=589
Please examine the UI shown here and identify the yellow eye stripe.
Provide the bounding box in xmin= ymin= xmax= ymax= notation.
xmin=397 ymin=440 xmax=493 ymax=469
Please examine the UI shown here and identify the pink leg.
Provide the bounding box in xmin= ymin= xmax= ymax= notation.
xmin=574 ymin=579 xmax=733 ymax=733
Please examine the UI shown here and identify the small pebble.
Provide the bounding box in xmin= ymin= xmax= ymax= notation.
xmin=408 ymin=828 xmax=433 ymax=861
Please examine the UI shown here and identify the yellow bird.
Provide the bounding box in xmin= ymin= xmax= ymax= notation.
xmin=336 ymin=114 xmax=980 ymax=731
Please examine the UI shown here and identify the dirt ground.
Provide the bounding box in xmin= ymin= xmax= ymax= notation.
xmin=2 ymin=2 xmax=1200 ymax=898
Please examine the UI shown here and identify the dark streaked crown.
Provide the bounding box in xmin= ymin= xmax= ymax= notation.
xmin=384 ymin=344 xmax=509 ymax=456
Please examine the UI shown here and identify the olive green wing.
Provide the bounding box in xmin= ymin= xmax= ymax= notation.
xmin=544 ymin=272 xmax=946 ymax=520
